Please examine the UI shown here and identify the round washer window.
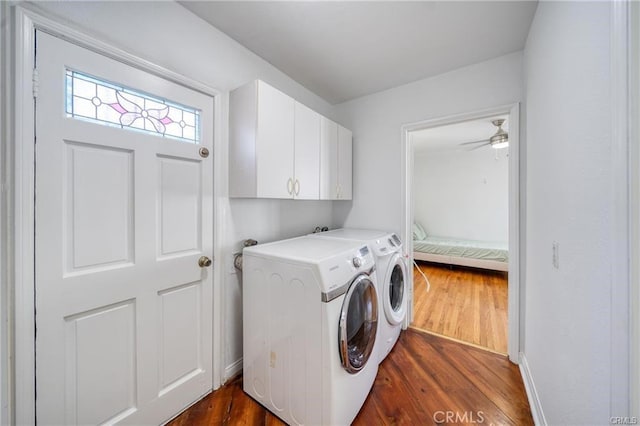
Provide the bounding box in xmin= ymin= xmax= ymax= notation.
xmin=339 ymin=275 xmax=378 ymax=374
xmin=389 ymin=263 xmax=405 ymax=312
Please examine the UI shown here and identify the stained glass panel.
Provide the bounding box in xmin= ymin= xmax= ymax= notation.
xmin=65 ymin=70 xmax=201 ymax=144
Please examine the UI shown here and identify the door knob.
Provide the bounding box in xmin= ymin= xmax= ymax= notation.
xmin=198 ymin=256 xmax=212 ymax=267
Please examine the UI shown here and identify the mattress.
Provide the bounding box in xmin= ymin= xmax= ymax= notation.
xmin=413 ymin=236 xmax=508 ymax=263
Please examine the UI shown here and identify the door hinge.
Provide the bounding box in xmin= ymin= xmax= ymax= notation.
xmin=32 ymin=67 xmax=39 ymax=99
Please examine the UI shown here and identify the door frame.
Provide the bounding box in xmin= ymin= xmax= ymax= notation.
xmin=400 ymin=103 xmax=521 ymax=363
xmin=10 ymin=5 xmax=225 ymax=424
xmin=624 ymin=0 xmax=637 ymax=418
xmin=0 ymin=2 xmax=9 ymax=424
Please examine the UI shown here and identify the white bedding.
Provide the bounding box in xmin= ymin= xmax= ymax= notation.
xmin=413 ymin=236 xmax=509 ymax=263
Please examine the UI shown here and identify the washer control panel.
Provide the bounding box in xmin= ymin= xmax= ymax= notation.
xmin=349 ymin=245 xmax=373 ymax=271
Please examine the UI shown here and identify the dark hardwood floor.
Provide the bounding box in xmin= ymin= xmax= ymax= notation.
xmin=412 ymin=262 xmax=508 ymax=354
xmin=168 ymin=329 xmax=532 ymax=425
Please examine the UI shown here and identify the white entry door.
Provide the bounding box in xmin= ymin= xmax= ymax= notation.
xmin=35 ymin=32 xmax=214 ymax=425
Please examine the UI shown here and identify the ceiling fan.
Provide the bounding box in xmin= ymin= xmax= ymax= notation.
xmin=459 ymin=118 xmax=509 ymax=150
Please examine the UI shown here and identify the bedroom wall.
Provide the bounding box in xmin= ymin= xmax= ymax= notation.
xmin=332 ymin=52 xmax=523 ymax=238
xmin=28 ymin=0 xmax=337 ymax=380
xmin=412 ymin=147 xmax=508 ymax=242
xmin=523 ymin=1 xmax=626 ymax=423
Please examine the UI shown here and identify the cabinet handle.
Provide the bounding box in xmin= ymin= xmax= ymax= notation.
xmin=336 ymin=184 xmax=341 ymax=199
xmin=294 ymin=179 xmax=300 ymax=195
xmin=287 ymin=178 xmax=293 ymax=194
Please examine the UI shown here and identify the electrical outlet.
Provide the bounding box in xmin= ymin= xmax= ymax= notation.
xmin=552 ymin=242 xmax=559 ymax=269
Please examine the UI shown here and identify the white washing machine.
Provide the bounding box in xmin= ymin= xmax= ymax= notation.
xmin=310 ymin=229 xmax=408 ymax=364
xmin=242 ymin=236 xmax=379 ymax=425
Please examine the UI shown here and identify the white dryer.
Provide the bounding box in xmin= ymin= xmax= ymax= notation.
xmin=242 ymin=236 xmax=379 ymax=425
xmin=310 ymin=229 xmax=408 ymax=364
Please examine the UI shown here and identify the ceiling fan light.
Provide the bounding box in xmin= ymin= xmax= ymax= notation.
xmin=489 ymin=123 xmax=508 ymax=149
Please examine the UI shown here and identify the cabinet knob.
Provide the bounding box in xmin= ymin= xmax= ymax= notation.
xmin=294 ymin=179 xmax=300 ymax=195
xmin=287 ymin=178 xmax=293 ymax=194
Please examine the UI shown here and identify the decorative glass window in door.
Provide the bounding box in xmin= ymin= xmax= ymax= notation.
xmin=65 ymin=70 xmax=201 ymax=143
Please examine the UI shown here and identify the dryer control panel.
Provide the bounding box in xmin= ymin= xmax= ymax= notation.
xmin=318 ymin=245 xmax=375 ymax=302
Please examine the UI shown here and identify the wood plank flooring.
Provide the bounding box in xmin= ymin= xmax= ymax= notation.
xmin=168 ymin=329 xmax=532 ymax=425
xmin=412 ymin=262 xmax=508 ymax=354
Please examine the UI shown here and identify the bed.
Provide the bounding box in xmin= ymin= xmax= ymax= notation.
xmin=412 ymin=224 xmax=509 ymax=271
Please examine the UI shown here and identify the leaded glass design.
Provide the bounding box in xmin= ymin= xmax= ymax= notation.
xmin=65 ymin=70 xmax=201 ymax=143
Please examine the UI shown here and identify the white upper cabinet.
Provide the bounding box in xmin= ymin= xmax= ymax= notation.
xmin=319 ymin=117 xmax=338 ymax=200
xmin=256 ymin=82 xmax=295 ymax=198
xmin=320 ymin=117 xmax=352 ymax=200
xmin=230 ymin=79 xmax=350 ymax=200
xmin=230 ymin=80 xmax=294 ymax=198
xmin=337 ymin=125 xmax=353 ymax=200
xmin=293 ymin=102 xmax=321 ymax=199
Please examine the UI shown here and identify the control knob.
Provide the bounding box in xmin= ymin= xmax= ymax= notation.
xmin=352 ymin=257 xmax=362 ymax=268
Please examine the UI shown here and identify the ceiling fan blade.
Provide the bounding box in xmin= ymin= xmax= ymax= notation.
xmin=459 ymin=139 xmax=490 ymax=146
xmin=467 ymin=142 xmax=492 ymax=151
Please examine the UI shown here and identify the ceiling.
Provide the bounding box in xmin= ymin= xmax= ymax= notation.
xmin=412 ymin=115 xmax=509 ymax=153
xmin=179 ymin=1 xmax=538 ymax=104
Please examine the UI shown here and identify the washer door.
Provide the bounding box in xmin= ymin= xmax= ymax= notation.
xmin=383 ymin=253 xmax=407 ymax=325
xmin=339 ymin=274 xmax=378 ymax=374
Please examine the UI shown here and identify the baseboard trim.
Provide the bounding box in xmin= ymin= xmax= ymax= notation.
xmin=224 ymin=357 xmax=243 ymax=383
xmin=519 ymin=353 xmax=547 ymax=425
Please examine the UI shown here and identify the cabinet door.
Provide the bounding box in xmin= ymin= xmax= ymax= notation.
xmin=320 ymin=117 xmax=338 ymax=200
xmin=294 ymin=102 xmax=320 ymax=199
xmin=256 ymin=82 xmax=295 ymax=198
xmin=338 ymin=125 xmax=353 ymax=200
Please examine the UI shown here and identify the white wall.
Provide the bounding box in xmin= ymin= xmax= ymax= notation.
xmin=29 ymin=1 xmax=336 ymax=379
xmin=332 ymin=52 xmax=523 ymax=237
xmin=523 ymin=2 xmax=623 ymax=423
xmin=413 ymin=148 xmax=508 ymax=242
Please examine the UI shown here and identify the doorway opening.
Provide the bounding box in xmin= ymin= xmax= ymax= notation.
xmin=401 ymin=104 xmax=520 ymax=362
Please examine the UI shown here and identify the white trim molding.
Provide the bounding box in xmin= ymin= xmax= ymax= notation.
xmin=224 ymin=357 xmax=243 ymax=382
xmin=213 ymin=89 xmax=230 ymax=389
xmin=0 ymin=2 xmax=11 ymax=425
xmin=519 ymin=353 xmax=547 ymax=426
xmin=610 ymin=0 xmax=632 ymax=420
xmin=630 ymin=0 xmax=640 ymax=418
xmin=9 ymin=5 xmax=226 ymax=423
xmin=13 ymin=8 xmax=37 ymax=425
xmin=400 ymin=103 xmax=522 ymax=363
